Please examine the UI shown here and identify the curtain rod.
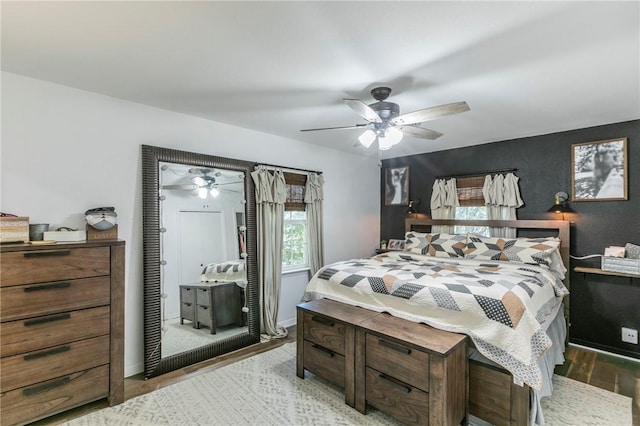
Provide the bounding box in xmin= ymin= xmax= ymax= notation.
xmin=435 ymin=168 xmax=517 ymax=180
xmin=256 ymin=163 xmax=322 ymax=175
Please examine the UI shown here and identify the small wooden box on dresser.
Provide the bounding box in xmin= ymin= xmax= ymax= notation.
xmin=0 ymin=240 xmax=125 ymax=426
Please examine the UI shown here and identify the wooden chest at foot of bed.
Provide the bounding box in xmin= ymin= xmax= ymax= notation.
xmin=355 ymin=313 xmax=468 ymax=426
xmin=297 ymin=299 xmax=468 ymax=425
xmin=296 ymin=299 xmax=379 ymax=408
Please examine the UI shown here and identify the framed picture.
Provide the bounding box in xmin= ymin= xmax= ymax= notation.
xmin=385 ymin=166 xmax=409 ymax=206
xmin=571 ymin=137 xmax=627 ymax=201
xmin=387 ymin=239 xmax=406 ymax=250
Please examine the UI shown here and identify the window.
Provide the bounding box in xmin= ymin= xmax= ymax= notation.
xmin=454 ymin=176 xmax=489 ymax=236
xmin=454 ymin=206 xmax=489 ymax=236
xmin=283 ymin=210 xmax=308 ymax=269
xmin=282 ymin=172 xmax=308 ymax=269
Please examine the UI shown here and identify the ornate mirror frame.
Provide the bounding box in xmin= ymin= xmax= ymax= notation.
xmin=142 ymin=145 xmax=260 ymax=378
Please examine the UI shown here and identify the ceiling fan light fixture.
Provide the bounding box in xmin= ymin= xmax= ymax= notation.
xmin=385 ymin=126 xmax=403 ymax=145
xmin=197 ymin=187 xmax=208 ymax=199
xmin=209 ymin=187 xmax=220 ymax=198
xmin=358 ymin=129 xmax=376 ymax=148
xmin=192 ymin=176 xmax=207 ymax=186
xmin=378 ymin=134 xmax=394 ymax=150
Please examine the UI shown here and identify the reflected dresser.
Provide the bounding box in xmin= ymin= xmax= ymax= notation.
xmin=0 ymin=240 xmax=125 ymax=425
xmin=179 ymin=282 xmax=244 ymax=334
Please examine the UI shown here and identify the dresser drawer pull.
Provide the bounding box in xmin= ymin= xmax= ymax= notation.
xmin=378 ymin=374 xmax=412 ymax=393
xmin=311 ymin=315 xmax=334 ymax=327
xmin=24 ymin=313 xmax=71 ymax=327
xmin=24 ymin=250 xmax=71 ymax=258
xmin=23 ymin=281 xmax=71 ymax=292
xmin=23 ymin=345 xmax=71 ymax=361
xmin=183 ymin=302 xmax=192 ymax=307
xmin=23 ymin=376 xmax=71 ymax=396
xmin=378 ymin=338 xmax=411 ymax=355
xmin=311 ymin=344 xmax=335 ymax=358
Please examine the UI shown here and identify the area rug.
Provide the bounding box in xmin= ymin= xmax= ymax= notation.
xmin=65 ymin=343 xmax=631 ymax=426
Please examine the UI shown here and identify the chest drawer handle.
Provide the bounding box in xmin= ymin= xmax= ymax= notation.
xmin=23 ymin=345 xmax=71 ymax=361
xmin=378 ymin=338 xmax=411 ymax=355
xmin=24 ymin=250 xmax=71 ymax=258
xmin=23 ymin=377 xmax=71 ymax=396
xmin=311 ymin=344 xmax=335 ymax=358
xmin=24 ymin=281 xmax=71 ymax=292
xmin=311 ymin=316 xmax=334 ymax=327
xmin=378 ymin=374 xmax=412 ymax=393
xmin=24 ymin=313 xmax=71 ymax=327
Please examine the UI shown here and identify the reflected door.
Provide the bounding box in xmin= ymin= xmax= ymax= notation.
xmin=178 ymin=211 xmax=227 ymax=284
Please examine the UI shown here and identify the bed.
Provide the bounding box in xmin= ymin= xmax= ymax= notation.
xmin=201 ymin=260 xmax=247 ymax=286
xmin=304 ymin=218 xmax=570 ymax=426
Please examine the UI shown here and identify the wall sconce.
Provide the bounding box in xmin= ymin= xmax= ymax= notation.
xmin=547 ymin=191 xmax=575 ymax=219
xmin=407 ymin=199 xmax=421 ymax=216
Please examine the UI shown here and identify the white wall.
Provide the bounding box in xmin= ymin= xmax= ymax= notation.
xmin=1 ymin=72 xmax=381 ymax=376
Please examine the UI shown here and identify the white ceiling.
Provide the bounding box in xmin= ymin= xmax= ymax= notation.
xmin=2 ymin=1 xmax=639 ymax=159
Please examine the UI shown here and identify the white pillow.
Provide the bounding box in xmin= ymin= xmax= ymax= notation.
xmin=405 ymin=231 xmax=467 ymax=258
xmin=464 ymin=235 xmax=560 ymax=268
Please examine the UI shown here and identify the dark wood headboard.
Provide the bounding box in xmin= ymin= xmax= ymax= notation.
xmin=405 ymin=218 xmax=571 ymax=270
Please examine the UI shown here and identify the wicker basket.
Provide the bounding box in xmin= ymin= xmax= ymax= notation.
xmin=601 ymin=256 xmax=640 ymax=275
xmin=0 ymin=216 xmax=29 ymax=243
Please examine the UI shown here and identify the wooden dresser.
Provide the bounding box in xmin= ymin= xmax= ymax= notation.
xmin=0 ymin=240 xmax=125 ymax=426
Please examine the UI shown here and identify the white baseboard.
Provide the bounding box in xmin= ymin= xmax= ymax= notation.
xmin=278 ymin=317 xmax=297 ymax=328
xmin=126 ymin=362 xmax=144 ymax=378
xmin=569 ymin=343 xmax=640 ymax=363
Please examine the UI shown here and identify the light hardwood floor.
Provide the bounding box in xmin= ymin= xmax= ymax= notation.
xmin=32 ymin=327 xmax=639 ymax=425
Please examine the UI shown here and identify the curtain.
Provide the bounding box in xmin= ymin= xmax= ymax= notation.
xmin=250 ymin=168 xmax=288 ymax=339
xmin=304 ymin=173 xmax=324 ymax=276
xmin=430 ymin=178 xmax=458 ymax=233
xmin=483 ymin=173 xmax=524 ymax=238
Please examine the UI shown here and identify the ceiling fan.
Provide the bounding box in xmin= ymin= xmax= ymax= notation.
xmin=301 ymin=87 xmax=470 ymax=150
xmin=162 ymin=168 xmax=242 ymax=199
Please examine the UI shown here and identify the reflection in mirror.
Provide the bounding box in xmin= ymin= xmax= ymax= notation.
xmin=159 ymin=162 xmax=248 ymax=357
xmin=142 ymin=145 xmax=259 ymax=379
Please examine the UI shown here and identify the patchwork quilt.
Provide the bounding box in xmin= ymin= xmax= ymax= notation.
xmin=304 ymin=251 xmax=569 ymax=390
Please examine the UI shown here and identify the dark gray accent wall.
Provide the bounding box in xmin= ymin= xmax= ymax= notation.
xmin=380 ymin=119 xmax=639 ymax=359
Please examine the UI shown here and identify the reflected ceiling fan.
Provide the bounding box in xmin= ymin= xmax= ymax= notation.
xmin=162 ymin=168 xmax=242 ymax=199
xmin=301 ymin=87 xmax=470 ymax=150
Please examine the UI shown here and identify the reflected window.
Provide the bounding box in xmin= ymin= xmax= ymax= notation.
xmin=283 ymin=211 xmax=308 ymax=269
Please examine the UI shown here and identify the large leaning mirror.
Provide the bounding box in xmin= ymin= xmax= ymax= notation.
xmin=142 ymin=145 xmax=259 ymax=378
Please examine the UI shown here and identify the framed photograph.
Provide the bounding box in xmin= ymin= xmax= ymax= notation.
xmin=387 ymin=239 xmax=406 ymax=250
xmin=571 ymin=138 xmax=627 ymax=201
xmin=385 ymin=166 xmax=409 ymax=206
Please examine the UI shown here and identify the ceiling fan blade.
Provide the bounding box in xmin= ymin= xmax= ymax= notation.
xmin=398 ymin=126 xmax=443 ymax=140
xmin=343 ymin=99 xmax=383 ymax=123
xmin=215 ymin=181 xmax=243 ymax=186
xmin=392 ymin=101 xmax=470 ymax=126
xmin=301 ymin=123 xmax=370 ymax=132
xmin=162 ymin=184 xmax=198 ymax=190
